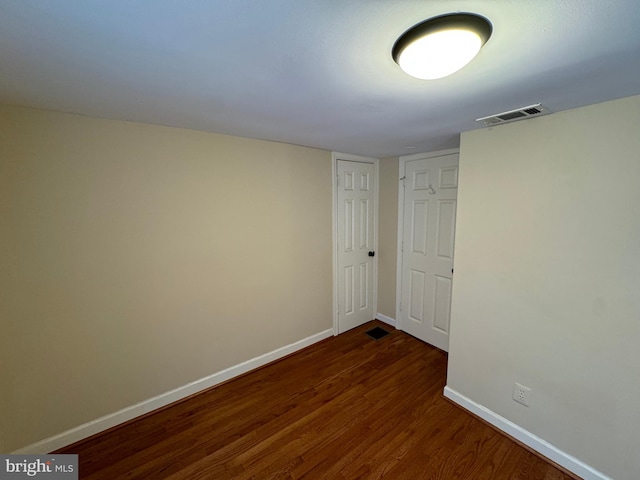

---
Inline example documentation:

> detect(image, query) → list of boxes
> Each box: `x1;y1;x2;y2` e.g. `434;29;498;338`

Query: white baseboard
13;328;334;454
443;386;611;480
375;313;396;327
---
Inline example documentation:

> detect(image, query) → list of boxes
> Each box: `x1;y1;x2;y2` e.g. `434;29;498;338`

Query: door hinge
401;241;404;252
336;175;340;186
400;176;406;187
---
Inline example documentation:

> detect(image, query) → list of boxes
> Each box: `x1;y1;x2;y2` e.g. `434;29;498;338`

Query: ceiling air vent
476;104;551;127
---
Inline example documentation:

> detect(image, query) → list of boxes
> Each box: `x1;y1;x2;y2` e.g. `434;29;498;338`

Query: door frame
332;152;379;336
395;148;459;333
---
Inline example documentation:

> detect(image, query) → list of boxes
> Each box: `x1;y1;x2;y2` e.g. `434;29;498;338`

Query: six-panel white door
399;153;458;351
337;160;375;333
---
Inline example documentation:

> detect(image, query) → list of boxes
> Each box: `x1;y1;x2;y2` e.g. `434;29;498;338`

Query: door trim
332;152;379;336
395;148;459;333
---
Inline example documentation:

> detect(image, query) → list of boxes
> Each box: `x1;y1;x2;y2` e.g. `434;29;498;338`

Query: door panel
359;262;368;309
344;266;354;315
344;199;354;251
359;199;369;248
409;270;426;321
411;200;428;255
433;275;453;332
436;200;456;259
400;153;458;351
337;160;375;333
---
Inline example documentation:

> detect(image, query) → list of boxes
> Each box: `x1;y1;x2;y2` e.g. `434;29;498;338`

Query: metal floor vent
366;326;390;340
476;103;551;127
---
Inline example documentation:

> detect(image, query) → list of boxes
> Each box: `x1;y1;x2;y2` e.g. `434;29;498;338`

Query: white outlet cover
513;382;532;407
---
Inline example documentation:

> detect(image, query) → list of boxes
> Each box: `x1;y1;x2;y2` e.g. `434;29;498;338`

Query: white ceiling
1;1;640;158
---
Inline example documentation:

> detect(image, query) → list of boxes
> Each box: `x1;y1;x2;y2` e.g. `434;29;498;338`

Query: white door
337;160;375;334
399;152;458;351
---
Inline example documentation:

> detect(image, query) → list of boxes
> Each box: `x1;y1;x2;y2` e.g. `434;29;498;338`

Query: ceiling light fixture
393;13;492;80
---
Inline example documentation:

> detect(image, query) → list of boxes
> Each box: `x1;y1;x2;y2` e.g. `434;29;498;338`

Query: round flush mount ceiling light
392;13;492;80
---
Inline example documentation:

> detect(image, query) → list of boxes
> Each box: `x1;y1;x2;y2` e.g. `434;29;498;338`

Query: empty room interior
1;2;639;479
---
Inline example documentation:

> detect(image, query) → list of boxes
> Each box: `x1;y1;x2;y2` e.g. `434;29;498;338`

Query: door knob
368;251;375;257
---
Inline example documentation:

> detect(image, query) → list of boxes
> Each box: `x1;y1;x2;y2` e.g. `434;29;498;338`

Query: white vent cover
476;104;551;127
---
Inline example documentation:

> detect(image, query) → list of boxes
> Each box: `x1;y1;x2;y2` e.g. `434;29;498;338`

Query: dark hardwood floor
57;321;576;479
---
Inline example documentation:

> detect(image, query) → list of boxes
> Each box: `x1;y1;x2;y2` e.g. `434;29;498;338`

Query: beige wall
376;157;399;319
447;95;640;479
0;105;333;452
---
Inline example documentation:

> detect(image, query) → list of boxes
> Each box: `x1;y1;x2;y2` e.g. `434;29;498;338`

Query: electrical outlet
513;382;532;407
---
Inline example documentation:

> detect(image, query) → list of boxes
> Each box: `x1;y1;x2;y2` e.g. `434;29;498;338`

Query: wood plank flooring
57;321;576;479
